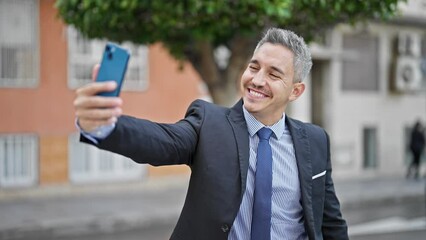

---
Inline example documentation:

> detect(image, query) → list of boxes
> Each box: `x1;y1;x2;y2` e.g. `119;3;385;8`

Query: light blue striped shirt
228;107;307;240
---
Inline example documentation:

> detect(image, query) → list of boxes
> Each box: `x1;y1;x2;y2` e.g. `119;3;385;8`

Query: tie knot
257;127;273;140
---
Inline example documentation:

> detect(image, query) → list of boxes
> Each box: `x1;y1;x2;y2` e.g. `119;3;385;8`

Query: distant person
73;28;348;240
406;121;425;180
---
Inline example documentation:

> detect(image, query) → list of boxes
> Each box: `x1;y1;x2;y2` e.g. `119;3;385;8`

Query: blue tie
251;127;273;240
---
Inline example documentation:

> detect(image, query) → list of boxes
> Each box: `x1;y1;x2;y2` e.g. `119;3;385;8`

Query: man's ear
289;82;305;102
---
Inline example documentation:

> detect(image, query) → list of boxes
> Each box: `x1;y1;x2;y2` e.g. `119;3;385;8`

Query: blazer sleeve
321;130;349;239
80;99;206;166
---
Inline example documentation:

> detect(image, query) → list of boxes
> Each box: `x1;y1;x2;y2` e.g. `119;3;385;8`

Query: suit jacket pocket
312;170;326;180
312;170;326;199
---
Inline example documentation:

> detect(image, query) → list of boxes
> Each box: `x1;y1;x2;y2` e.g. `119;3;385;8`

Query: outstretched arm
81;100;206;167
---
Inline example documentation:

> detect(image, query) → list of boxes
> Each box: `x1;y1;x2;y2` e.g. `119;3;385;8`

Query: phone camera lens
107;52;113;60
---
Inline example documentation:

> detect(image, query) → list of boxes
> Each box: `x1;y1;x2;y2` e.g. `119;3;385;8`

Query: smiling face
241;42;305;126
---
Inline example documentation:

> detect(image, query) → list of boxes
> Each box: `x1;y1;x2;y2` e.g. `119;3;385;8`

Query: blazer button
221;224;230;233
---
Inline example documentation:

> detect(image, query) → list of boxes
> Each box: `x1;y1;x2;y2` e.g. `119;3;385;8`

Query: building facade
290;0;426;179
0;0;205;188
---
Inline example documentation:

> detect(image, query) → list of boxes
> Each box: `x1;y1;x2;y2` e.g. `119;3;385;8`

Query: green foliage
289;0;403;40
56;0;292;59
56;0;403;60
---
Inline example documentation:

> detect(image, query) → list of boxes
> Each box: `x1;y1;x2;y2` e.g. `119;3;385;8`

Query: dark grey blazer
81;99;348;240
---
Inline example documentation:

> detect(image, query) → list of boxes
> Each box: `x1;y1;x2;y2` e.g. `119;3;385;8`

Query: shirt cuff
75;119;116;145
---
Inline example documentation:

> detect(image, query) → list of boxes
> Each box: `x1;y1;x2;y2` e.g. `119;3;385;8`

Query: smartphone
96;42;131;97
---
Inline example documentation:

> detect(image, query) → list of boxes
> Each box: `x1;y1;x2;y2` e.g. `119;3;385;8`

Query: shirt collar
242;106;286;140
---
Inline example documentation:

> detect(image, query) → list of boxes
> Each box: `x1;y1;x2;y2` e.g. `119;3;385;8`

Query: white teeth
250;89;266;98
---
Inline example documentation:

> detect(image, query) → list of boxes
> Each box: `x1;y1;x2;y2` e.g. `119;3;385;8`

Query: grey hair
254;28;313;83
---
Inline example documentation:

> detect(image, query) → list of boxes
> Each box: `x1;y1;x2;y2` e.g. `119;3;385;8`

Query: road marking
349;217;426;236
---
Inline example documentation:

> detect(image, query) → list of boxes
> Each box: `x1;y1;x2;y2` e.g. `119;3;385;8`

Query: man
406;120;425;180
74;28;348;240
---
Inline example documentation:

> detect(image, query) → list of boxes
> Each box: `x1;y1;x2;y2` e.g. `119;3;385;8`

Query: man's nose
252;73;266;86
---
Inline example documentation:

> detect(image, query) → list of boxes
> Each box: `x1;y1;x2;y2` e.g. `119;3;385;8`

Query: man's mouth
248;88;269;98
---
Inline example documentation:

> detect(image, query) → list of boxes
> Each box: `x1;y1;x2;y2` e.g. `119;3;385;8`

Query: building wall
331;24;426;179
0;0;204;187
291;21;426;179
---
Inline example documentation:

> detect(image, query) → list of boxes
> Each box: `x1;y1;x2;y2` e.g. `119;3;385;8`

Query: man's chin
243;102;263;114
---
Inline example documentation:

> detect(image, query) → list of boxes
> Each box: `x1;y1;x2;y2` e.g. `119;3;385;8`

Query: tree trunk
187;34;258;107
208;76;241;107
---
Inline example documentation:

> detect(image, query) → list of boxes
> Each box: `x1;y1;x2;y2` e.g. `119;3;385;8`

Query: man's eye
249;65;259;70
270;74;280;79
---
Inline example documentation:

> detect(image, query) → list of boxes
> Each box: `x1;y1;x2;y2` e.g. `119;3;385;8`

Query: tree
56;0;404;106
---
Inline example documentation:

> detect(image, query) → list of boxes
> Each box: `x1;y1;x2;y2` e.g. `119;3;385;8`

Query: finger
76;81;117;97
74;96;123;109
78;117;118;132
75;107;122;121
92;63;100;81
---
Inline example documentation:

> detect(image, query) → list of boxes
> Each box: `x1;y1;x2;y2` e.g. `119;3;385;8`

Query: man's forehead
251;45;293;65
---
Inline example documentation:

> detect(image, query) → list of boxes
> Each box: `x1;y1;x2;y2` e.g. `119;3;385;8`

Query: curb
341;192;425;210
0;175;190;202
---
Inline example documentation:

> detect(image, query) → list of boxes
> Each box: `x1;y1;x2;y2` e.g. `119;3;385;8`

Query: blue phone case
96;42;130;97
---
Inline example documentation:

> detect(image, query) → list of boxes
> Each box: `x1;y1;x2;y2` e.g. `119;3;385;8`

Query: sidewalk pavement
0;175;424;240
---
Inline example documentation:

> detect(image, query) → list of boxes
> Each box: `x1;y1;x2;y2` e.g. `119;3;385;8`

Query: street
53;197;425;240
344;197;426;240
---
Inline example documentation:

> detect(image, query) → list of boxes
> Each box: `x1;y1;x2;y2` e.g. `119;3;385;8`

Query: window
342;33;379;91
68;133;146;183
0;0;38;88
67;27;149;91
363;127;378;169
421;35;426;88
0;134;38;188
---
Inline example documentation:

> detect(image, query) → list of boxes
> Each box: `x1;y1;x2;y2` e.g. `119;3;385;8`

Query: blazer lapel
227;99;250;199
286;118;315;236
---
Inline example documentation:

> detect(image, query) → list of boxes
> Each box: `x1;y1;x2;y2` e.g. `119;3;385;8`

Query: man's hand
74;64;123;132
